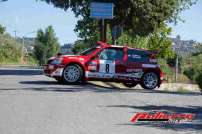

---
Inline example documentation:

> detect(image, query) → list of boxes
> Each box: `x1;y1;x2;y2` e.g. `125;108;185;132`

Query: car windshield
79;47;97;56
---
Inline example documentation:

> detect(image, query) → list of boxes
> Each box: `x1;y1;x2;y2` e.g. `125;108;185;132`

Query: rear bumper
43;64;65;77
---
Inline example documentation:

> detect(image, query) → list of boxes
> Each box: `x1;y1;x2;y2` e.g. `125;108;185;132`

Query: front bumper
43;64;65;77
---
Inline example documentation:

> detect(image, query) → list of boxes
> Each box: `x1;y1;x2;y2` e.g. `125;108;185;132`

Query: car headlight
51;58;62;65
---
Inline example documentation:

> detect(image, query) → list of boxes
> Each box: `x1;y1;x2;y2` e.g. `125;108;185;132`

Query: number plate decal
99;60;115;74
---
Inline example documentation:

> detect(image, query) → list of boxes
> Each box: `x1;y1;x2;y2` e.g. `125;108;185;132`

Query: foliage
183;54;202;89
34;26;60;65
0;24;6;34
116;24;174;59
72;39;97;54
41;0;197;39
75;17;100;40
196;73;202;90
0;33;22;64
73;24;174;58
147;24;174;59
158;59;173;76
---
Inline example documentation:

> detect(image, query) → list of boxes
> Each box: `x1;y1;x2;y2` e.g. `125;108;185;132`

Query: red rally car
44;41;164;90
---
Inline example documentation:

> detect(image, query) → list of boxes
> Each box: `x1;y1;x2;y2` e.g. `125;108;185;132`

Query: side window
99;48;123;61
127;49;149;62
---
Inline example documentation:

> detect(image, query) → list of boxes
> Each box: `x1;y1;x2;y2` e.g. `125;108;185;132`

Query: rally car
44;41;164;89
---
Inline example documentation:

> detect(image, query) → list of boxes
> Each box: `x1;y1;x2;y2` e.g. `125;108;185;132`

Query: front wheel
141;72;159;90
62;64;83;84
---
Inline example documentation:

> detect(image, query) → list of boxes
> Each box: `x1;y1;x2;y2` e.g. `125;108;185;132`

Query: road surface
0;68;202;134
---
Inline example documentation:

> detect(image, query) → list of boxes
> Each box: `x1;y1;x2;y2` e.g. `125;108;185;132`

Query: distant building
17;37;36;54
60;43;73;55
170;36;198;56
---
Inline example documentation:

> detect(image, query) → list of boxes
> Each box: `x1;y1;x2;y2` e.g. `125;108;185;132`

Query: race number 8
106;64;109;73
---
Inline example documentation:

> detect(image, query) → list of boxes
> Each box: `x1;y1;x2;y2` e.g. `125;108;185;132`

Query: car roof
97;41;152;53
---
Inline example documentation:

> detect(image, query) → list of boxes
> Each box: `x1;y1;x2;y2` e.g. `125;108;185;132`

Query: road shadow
0;69;42;75
17;80;202;96
107;104;202;132
88;82;202;96
0;87;84;92
20;80;60;85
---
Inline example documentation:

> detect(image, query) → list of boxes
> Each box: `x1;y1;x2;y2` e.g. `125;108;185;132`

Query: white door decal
99;60;115;74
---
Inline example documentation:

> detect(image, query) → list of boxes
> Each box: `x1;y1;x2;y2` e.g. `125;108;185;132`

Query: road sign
90;2;114;19
112;25;123;39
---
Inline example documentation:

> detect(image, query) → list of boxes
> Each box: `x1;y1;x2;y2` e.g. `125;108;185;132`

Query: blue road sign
90;2;114;19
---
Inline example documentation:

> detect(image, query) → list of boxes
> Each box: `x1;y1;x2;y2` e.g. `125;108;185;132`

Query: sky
0;0;202;45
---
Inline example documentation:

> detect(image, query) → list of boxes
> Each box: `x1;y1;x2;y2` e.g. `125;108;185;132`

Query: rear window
127;49;149;62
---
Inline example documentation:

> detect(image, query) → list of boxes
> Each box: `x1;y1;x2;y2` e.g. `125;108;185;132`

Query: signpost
112;25;123;45
90;2;114;42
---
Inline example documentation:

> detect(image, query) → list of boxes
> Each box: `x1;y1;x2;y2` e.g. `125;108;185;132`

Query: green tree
41;0;197;39
34;26;60;65
0;33;22;64
0;24;6;34
72;39;97;54
147;24;174;59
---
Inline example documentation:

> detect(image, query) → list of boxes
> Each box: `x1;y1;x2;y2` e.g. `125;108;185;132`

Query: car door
98;48;123;79
86;47;126;80
126;49;149;80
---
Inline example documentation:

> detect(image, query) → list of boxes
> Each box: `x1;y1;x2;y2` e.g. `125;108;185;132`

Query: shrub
196;73;202;90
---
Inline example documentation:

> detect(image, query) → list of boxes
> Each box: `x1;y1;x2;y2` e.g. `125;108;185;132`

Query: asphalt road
0;68;202;134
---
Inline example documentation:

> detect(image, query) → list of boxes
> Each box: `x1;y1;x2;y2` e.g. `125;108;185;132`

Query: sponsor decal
51;68;64;76
88;66;97;71
48;65;54;70
114;75;138;81
142;64;157;68
131;112;195;123
132;54;141;59
128;72;143;78
86;71;142;80
126;69;142;73
149;59;157;63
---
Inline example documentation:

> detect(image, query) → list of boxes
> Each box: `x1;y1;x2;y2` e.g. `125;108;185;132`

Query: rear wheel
123;82;137;88
141;72;159;90
62;64;84;84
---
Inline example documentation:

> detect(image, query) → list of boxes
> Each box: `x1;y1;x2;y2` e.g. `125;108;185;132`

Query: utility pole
175;35;181;82
175;54;179;82
21;31;36;64
13;30;17;40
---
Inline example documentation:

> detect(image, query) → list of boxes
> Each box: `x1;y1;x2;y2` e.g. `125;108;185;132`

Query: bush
0;34;22;64
196;73;202;90
183;54;202;89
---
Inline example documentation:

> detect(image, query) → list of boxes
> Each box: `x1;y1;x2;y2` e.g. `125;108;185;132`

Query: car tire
62;64;84;84
141;72;159;90
123;82;137;88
